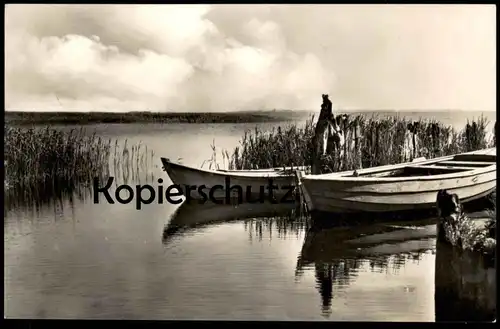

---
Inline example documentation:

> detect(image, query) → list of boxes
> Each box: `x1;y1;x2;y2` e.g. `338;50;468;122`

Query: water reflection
243;214;308;242
163;199;308;244
296;219;438;317
435;239;496;322
164;202;439;319
4;178;86;224
5;179;79;212
4;165;157;218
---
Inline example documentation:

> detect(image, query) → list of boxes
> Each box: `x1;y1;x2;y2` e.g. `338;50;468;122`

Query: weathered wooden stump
312;94;336;174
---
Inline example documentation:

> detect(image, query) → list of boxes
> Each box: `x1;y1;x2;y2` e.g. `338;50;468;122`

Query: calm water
4;110;496;320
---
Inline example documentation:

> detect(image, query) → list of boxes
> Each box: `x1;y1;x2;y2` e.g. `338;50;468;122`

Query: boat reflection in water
162;199;307;244
162;199;495;321
296;217;438;317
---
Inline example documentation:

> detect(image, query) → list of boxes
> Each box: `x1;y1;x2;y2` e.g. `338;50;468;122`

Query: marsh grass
463;117;490;152
4;126;155;207
5;126;109;187
230;117;316;170
225;114;494;172
201;139;232;171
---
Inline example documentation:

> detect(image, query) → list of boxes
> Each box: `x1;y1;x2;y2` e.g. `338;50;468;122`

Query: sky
4;4;496;112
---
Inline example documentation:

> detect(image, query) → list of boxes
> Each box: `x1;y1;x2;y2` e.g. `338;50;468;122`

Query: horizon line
4;108;496;113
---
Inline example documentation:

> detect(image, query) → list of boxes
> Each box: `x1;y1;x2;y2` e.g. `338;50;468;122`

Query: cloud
4;4;496;112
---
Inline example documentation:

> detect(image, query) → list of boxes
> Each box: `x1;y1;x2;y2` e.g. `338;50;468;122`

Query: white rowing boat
161;157;306;201
299;148;496;214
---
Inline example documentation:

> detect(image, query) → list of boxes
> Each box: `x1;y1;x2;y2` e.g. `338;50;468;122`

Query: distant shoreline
4;109;493;125
4;110;313;125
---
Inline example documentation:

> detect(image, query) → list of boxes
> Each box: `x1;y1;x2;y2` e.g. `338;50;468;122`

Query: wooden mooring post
294;169;311;216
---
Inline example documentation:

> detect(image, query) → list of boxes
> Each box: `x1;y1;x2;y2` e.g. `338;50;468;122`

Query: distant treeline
5;110;310;125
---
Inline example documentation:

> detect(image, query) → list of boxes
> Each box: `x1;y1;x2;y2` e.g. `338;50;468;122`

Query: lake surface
4;110;496;321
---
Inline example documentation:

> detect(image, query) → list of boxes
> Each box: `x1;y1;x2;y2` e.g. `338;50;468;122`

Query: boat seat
452;154;496;162
405;165;475;172
439;160;494;167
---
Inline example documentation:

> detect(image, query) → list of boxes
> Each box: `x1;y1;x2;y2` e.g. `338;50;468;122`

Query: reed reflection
5;178;85;219
4;164;156;221
243;212;309;242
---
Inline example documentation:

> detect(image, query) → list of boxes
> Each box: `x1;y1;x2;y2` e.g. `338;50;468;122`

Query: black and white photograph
4;3;497;322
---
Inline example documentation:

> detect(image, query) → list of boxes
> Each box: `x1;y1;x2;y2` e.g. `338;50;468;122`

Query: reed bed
4;126;155;205
227;114;494;172
230;117;316;170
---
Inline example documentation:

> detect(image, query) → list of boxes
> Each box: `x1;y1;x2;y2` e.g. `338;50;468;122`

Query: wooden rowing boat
161;157;306;201
299;148;496;214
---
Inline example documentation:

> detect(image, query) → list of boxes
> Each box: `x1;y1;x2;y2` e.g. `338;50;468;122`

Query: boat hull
161;158;298;202
303;179;496;213
301;149;496;214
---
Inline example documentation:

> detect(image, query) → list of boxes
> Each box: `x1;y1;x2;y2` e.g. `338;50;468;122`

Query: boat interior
348;153;496;178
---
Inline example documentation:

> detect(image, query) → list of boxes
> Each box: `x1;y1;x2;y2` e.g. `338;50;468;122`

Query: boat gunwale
303;165;495;183
160;157;296;178
302;150;496;183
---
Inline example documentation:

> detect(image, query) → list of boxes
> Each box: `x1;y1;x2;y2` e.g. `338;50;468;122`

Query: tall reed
230;116;316;170
227;114;494;173
4;126;154;204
